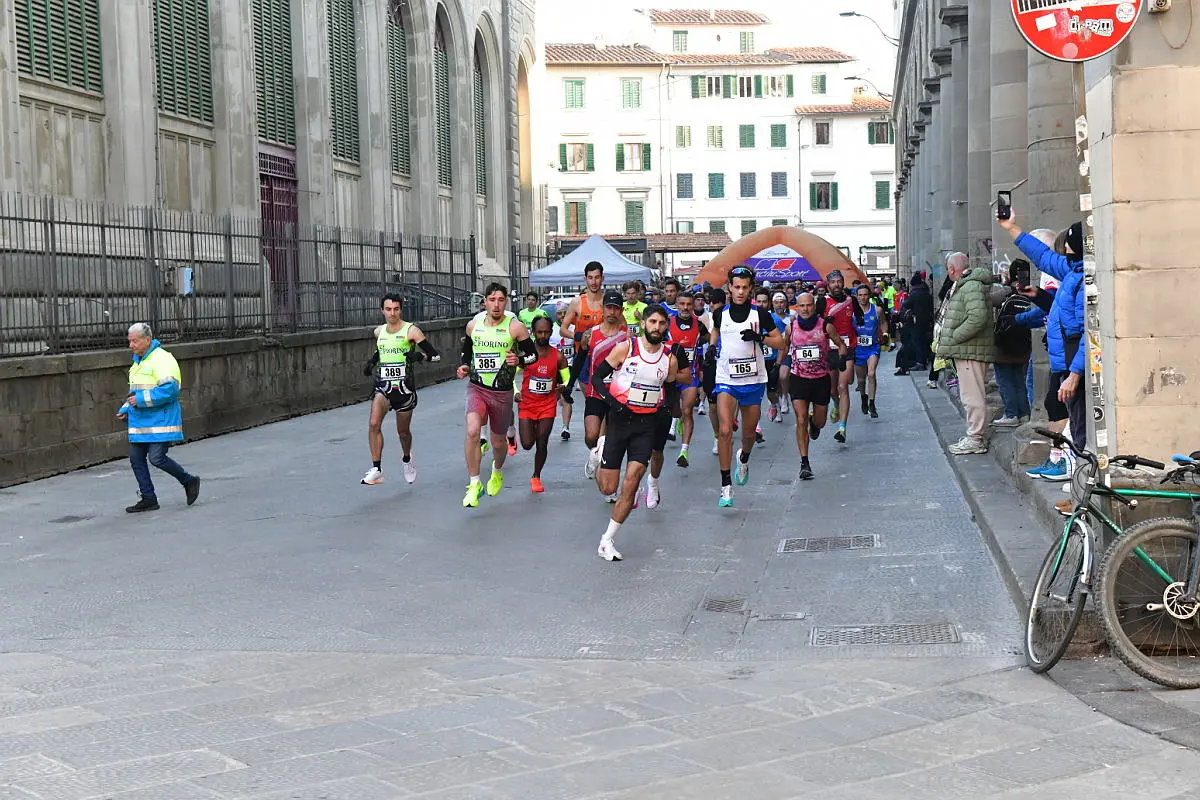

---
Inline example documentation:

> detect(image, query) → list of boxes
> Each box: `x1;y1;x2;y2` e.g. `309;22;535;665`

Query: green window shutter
710;220;726;234
690;75;701;98
473;49;486;196
770;123;786;148
722;75;733;98
708;173;724;199
739;31;754;53
677;173;693;198
675;126;686;148
753;75;762;98
17;0;104;92
328;0;359;161
615;144;624;172
386;11;408;171
889;123;896;144
739;124;754;148
740;219;757;236
771;171;786;197
831;182;839;210
786;74;794;97
153;0;214;122
673;30;687;52
585;143;595;171
642;143;651;171
875;180;890;210
809;183;817;211
559;143;567;171
812;74;827;94
564;78;585;108
577;202;588;234
868;122;876;145
625;201;644;234
434;25;451;184
254;0;296;145
772;218;787;226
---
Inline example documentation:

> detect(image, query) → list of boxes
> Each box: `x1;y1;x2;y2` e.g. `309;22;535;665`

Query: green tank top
376;323;414;390
623;302;646;335
470;316;516;390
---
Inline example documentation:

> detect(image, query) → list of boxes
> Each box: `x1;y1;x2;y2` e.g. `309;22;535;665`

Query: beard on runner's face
644;326;666;344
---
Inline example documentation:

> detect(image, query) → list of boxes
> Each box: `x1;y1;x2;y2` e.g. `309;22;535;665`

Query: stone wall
0;319;468;487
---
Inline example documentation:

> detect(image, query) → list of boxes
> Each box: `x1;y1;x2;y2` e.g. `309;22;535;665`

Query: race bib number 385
474;353;500;374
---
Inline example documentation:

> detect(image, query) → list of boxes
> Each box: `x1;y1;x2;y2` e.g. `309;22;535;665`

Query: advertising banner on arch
743;245;822;283
1011;0;1144;62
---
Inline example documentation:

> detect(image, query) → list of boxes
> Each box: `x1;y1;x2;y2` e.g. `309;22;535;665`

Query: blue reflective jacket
121;340;184;443
1014;233;1085;374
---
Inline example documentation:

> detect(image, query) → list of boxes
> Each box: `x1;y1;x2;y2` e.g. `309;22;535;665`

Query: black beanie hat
1067;222;1083;257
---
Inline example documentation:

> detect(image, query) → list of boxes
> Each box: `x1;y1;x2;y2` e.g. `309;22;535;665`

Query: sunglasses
728;266;754;280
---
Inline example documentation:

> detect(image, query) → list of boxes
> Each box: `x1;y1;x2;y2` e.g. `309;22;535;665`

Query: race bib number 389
380;363;406;382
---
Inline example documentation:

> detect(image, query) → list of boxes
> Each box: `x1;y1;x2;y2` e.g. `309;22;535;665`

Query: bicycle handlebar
1033;427;1165;471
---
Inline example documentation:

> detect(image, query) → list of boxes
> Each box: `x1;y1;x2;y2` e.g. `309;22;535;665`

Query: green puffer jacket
936;268;999;363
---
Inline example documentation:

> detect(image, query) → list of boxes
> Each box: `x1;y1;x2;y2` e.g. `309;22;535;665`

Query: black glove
407;350;426;364
740;328;765;343
362;352;379;376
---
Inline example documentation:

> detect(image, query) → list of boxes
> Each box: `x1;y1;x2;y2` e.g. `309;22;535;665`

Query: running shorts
713;383;766;407
854;347;882;367
373;380;417;413
789;376;832;406
465;382;514;435
652;408;673;452
518;393;558;421
584;396;610;420
601;409;662;469
838;347;857;372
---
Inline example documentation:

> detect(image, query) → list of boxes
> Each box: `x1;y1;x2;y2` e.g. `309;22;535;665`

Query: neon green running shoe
463;481;483;508
487;469;504;497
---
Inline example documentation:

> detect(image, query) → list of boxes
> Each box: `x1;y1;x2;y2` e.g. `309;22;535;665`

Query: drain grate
766;478;792;486
703;597;746;613
811;623;961;646
755;611;808;622
49;515;92;524
779;535;878;553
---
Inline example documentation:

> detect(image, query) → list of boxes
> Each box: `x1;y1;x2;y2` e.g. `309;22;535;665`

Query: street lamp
838;11;900;46
845;75;893;101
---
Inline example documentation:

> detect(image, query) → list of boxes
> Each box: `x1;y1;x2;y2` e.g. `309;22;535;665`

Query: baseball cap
602;289;623;307
772;292;786;302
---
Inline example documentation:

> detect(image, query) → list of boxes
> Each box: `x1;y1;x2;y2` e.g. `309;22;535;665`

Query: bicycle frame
1083;484;1200;592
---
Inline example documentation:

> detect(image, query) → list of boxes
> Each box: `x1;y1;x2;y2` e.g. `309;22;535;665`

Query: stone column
921;95;942;278
942;5;969;255
989;5;1028;270
1027;50;1077;232
358;0;392;233
210;0;260;218
965;0;991;269
0;1;20;193
291;0;333;228
100;0;158;206
931;46;953;261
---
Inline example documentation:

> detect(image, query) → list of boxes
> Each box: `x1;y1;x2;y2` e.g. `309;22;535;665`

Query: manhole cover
755;611;808;622
811;623;961;646
49;515;92;524
779;535;878;553
703;597;746;613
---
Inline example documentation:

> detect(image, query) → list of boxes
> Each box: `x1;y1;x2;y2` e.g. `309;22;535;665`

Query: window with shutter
564;143;590;172
677;173;693;199
564;78;585;108
328;0;359;162
473;44;487;196
386;8;409;173
709;220;726;234
875;180;891;209
811;181;833;210
676;125;692;148
814;121;831;146
706;125;723;149
722;74;733;98
869;121;892;144
675;220;694;234
254;0;295;145
690;75;703;98
618;143;646;172
434;23;452;185
567;201;588;235
153;0;214;122
737;76;753;97
672;30;687;52
739;31;754;53
708;173;724;199
548;206;559;233
625;201;645;235
753;75;762;98
738;124;755;148
812;73;827;94
770;123;786;148
772;218;787;226
739;172;755;198
621;77;642;109
706;75;722;97
16;0;104;93
740;219;757;236
771;172;787;197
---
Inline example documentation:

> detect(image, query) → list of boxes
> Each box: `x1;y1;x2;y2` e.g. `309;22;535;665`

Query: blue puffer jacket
119;340;185;443
1014;233;1085;375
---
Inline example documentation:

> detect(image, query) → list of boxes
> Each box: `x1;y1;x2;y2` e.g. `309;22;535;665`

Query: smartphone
996;191;1012;221
1010;260;1030;288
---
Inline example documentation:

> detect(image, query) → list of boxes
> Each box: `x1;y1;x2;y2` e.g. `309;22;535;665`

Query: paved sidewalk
1;355;1198;798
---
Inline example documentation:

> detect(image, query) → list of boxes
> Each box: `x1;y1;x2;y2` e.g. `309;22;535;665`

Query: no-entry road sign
1011;0;1144;62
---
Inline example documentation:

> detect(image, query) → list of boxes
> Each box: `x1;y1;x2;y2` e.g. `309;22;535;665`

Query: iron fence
0;193;480;357
509;242;551;297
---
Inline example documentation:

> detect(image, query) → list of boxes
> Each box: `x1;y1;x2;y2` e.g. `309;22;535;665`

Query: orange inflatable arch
691;226;869;288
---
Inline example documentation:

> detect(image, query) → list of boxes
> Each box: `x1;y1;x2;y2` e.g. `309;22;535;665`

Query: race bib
761;343;775;359
380;362;406;383
729;356;759;378
857;335;874;348
627;382;662;408
529;377;553;395
474;352;501;374
841;335;851;346
793;345;821;363
557;343;575;361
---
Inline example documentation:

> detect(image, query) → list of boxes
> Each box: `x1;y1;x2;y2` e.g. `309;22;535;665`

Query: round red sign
1011;0;1144;62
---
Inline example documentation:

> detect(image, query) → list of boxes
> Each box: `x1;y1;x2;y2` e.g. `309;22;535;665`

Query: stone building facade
892;0;1200;459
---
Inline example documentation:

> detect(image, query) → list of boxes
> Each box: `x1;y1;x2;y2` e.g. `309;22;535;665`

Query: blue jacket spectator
1013;228;1085;375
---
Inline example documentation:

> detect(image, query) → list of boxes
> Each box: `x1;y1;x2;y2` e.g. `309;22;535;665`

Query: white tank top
610;338;670;414
714;307;767;386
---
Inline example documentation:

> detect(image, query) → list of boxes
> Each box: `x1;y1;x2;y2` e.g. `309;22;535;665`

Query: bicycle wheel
1025;516;1090;673
1097;517;1200;689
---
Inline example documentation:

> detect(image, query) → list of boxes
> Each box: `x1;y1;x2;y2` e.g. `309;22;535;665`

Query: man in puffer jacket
935;253;999;455
998;212;1086;450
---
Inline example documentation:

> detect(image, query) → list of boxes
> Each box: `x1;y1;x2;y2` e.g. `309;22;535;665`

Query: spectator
928;272;955;388
934;253;1000;455
894;272;933;376
991;259;1033;426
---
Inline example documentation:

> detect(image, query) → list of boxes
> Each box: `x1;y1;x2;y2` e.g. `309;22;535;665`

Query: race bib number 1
628;382;661;408
474;353;500;374
380;363;406;382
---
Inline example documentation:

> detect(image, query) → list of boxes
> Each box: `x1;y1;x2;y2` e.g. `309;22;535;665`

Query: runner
706;267;785;507
559;261;606;393
787;292;848;480
852;284;886;419
668;292;708;468
640;337;692;506
699;287;725;451
514;316;570;493
771;291;794;420
360;294;441;486
516;291;549;329
817;269;857;444
590;304;679;560
549;306;575;440
661;278;681;315
457;283;539;507
753;289;785;440
580;291;630;483
471;299;518;457
622;281;647;336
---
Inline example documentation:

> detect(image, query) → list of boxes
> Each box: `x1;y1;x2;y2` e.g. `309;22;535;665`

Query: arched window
434;22;452;187
387;3;410;175
473;41;487;197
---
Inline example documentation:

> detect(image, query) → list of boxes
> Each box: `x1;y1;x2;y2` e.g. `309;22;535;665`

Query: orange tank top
576;294;604;333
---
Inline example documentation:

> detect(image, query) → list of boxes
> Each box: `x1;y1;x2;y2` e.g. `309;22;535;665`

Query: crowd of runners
360;261;898;562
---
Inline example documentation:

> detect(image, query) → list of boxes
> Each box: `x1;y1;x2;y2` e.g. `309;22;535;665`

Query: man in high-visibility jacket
117;323;200;512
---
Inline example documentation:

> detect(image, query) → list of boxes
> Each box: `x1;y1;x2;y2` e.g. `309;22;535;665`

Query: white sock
648;476;659;490
507;426;516;439
681;443;689;454
597;435;606;453
469;475;480;485
1050;447;1064;464
603;519;621;542
563;422;570;431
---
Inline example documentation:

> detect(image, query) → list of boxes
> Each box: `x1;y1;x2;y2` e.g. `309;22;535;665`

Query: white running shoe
734;449;750;486
718;486;734;508
780;402;790;415
403;459;417;484
585;447;600;479
361;467;383;485
598;537;623;561
712;438;719;455
606;493;619;504
645;482;660;509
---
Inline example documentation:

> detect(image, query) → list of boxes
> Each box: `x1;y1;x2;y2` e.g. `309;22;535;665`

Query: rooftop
764;46;855;64
646;9;770;26
795;94;893;115
545;43;853;67
551;232;733;253
544;44;668;66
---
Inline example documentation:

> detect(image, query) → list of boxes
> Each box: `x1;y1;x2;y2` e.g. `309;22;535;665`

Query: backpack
994;295;1033;357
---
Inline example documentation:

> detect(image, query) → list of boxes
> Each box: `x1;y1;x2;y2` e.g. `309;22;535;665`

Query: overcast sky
538;0;899;94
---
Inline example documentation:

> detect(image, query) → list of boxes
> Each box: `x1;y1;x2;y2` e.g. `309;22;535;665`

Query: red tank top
520;347;560;398
585;326;629;399
823;295;856;340
610;338;669;414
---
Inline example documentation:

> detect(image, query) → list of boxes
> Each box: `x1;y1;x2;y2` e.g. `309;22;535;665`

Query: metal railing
0;193;480;357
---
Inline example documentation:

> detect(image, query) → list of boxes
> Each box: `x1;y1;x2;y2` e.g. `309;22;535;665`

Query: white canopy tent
529;235;653;287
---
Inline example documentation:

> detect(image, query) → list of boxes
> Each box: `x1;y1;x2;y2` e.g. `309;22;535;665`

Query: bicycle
1024;429;1200;687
